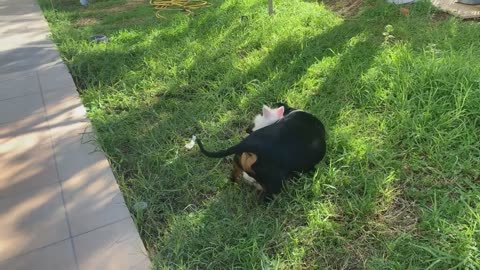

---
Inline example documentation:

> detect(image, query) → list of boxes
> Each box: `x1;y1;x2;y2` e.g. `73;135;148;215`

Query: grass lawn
38;0;480;268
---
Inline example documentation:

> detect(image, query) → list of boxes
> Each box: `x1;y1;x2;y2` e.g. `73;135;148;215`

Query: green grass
38;0;480;268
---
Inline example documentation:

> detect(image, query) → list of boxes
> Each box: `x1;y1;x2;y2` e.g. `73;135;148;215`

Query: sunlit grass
39;0;480;268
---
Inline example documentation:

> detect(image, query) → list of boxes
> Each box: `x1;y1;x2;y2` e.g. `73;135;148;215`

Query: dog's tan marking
240;152;257;174
230;152;258;182
230;160;243;182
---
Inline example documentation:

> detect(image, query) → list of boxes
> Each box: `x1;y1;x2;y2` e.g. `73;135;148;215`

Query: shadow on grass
76;7;388;269
37;0;480;268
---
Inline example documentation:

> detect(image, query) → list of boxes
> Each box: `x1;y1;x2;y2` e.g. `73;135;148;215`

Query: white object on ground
80;0;89;6
133;201;148;211
185;135;197;149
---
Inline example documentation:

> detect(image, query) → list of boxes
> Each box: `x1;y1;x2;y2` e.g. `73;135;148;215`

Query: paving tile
0;138;58;198
0;2;38;17
0;93;44;124
0;239;77;270
432;0;480;19
73;218;150;270
0;68;29;81
42;87;89;142
0;40;61;74
0;0;38;5
0;71;40;100
52;128;107;181
0;64;47;82
0;13;40;23
38;64;76;92
0;115;54;198
0;31;54;49
61;152;130;236
0;183;70;261
0;21;49;36
0;0;151;267
0;113;50;145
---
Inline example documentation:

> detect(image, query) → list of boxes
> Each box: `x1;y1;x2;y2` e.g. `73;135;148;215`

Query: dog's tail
196;139;243;158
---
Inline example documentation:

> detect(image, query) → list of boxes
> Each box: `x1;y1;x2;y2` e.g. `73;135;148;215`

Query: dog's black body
197;104;326;200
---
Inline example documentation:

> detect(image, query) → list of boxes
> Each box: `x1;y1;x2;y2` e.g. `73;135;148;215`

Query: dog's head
246;105;285;134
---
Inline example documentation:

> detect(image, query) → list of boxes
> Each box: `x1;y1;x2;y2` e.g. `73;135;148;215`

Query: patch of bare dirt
431;11;451;22
74;17;99;26
88;0;146;13
319;0;364;17
375;196;418;236
116;17;148;27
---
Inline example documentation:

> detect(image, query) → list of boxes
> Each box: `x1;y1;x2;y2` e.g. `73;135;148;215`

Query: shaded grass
39;0;480;268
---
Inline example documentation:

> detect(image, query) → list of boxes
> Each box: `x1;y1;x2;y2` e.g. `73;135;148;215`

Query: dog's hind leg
229;154;243;182
251;161;287;202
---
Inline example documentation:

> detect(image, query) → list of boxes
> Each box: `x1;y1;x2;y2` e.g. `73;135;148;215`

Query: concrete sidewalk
0;0;150;269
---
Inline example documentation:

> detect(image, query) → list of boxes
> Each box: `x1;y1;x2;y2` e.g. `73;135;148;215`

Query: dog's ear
276;106;284;118
262;105;272;117
273;102;295;115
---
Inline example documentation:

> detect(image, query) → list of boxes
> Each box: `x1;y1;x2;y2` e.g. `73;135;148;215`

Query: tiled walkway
431;0;480;19
0;1;150;269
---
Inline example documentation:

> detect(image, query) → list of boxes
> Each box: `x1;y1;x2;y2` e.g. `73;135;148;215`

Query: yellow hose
150;0;209;19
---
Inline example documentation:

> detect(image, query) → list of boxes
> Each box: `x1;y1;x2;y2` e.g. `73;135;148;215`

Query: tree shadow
34;0;480;268
76;3;392;268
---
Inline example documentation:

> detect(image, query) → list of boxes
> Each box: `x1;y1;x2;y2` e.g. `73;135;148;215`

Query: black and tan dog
197;104;326;201
230;152;258;183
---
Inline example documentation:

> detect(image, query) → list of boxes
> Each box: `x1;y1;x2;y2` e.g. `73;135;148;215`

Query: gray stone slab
431;0;480;19
0;139;58;199
0;0;150;268
38;64;77;92
0;93;44;124
0;71;40;101
61;165;131;236
0;183;70;261
0;41;61;74
0;239;77;270
73;218;150;270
